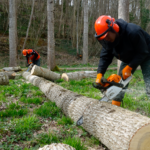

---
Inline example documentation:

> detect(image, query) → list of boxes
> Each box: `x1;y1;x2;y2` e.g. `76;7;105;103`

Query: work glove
96;73;103;86
26;62;33;67
122;65;132;80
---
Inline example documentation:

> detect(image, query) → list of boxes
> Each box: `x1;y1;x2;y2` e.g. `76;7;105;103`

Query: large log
23;72;150;150
31;65;61;81
0;72;9;85
3;66;22;72
61;71;97;81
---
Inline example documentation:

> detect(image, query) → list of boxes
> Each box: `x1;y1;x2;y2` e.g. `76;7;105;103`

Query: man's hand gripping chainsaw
76;74;132;126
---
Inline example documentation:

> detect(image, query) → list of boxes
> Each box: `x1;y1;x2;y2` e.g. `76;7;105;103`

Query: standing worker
95;15;150;106
22;49;40;66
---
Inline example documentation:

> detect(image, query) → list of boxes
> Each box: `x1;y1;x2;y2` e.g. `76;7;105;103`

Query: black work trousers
113;57;150;101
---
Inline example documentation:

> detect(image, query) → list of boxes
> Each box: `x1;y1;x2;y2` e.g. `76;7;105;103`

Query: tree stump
0;72;9;85
38;143;75;150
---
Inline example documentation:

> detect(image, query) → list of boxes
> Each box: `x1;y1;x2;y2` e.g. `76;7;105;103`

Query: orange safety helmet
94;15;119;40
22;49;28;56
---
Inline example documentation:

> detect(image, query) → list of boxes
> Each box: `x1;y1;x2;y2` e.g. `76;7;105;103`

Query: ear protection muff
107;18;119;33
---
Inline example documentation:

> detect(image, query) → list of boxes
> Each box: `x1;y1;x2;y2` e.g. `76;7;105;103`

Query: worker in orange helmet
95;15;150;106
22;49;40;66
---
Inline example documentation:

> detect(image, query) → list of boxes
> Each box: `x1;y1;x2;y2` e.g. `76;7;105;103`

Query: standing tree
9;0;17;67
22;0;35;50
47;0;55;70
82;0;88;64
117;0;129;73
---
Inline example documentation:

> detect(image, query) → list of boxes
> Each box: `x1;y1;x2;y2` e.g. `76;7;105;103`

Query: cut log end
129;123;150;150
61;73;69;81
30;65;36;75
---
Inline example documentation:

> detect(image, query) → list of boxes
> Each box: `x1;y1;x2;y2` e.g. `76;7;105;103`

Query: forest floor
0;67;150;150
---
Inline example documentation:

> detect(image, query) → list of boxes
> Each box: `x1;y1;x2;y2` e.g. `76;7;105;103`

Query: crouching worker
95;15;150;106
22;49;40;66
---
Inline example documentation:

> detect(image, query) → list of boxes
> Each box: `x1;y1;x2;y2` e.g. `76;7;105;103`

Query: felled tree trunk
31;65;61;81
23;72;150;150
0;72;9;85
38;143;75;150
61;71;97;81
3;66;21;72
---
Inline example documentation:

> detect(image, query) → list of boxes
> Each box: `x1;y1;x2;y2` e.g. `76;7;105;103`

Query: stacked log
23;72;150;150
0;72;9;85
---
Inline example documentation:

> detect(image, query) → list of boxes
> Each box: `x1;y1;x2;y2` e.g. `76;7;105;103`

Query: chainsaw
76;74;132;126
26;63;34;72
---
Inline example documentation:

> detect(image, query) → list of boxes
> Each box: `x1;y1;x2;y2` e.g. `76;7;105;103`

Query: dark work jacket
97;19;150;74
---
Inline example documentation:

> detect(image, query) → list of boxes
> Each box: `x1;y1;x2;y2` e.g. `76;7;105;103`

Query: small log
23;72;150;150
4;71;16;79
61;71;97;81
3;66;22;72
31;65;61;81
38;143;75;150
0;72;9;85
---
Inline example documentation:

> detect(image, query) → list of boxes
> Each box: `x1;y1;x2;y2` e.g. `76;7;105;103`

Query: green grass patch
10;115;42;135
34;101;62;118
36;131;60;146
57;115;74;125
20;96;42;104
0;108;28;118
63;137;87;150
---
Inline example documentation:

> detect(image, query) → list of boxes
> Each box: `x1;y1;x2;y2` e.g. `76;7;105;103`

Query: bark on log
31;65;61;81
0;72;9;85
61;71;97;81
38;143;75;150
3;66;22;72
23;72;150;150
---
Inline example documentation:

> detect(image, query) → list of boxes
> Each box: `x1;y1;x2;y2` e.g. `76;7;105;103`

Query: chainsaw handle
101;77;124;88
92;82;108;90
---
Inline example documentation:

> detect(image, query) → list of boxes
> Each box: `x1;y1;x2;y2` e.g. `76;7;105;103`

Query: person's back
22;49;40;66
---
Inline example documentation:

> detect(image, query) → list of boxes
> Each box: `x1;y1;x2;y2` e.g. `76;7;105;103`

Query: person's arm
128;29;149;68
31;50;38;62
97;47;114;74
26;56;29;64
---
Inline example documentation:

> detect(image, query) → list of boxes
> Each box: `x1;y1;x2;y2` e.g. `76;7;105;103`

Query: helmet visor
95;27;110;40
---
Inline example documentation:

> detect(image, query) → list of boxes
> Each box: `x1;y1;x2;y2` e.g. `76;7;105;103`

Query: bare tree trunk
22;0;35;50
9;0;17;67
82;0;88;64
47;0;55;70
58;0;64;38
117;0;129;73
76;0;79;54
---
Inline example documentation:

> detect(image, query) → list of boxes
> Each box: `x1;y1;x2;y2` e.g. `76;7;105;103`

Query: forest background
0;0;150;69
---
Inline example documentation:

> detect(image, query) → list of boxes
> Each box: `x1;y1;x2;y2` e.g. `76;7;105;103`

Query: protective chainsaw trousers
113;56;150;102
